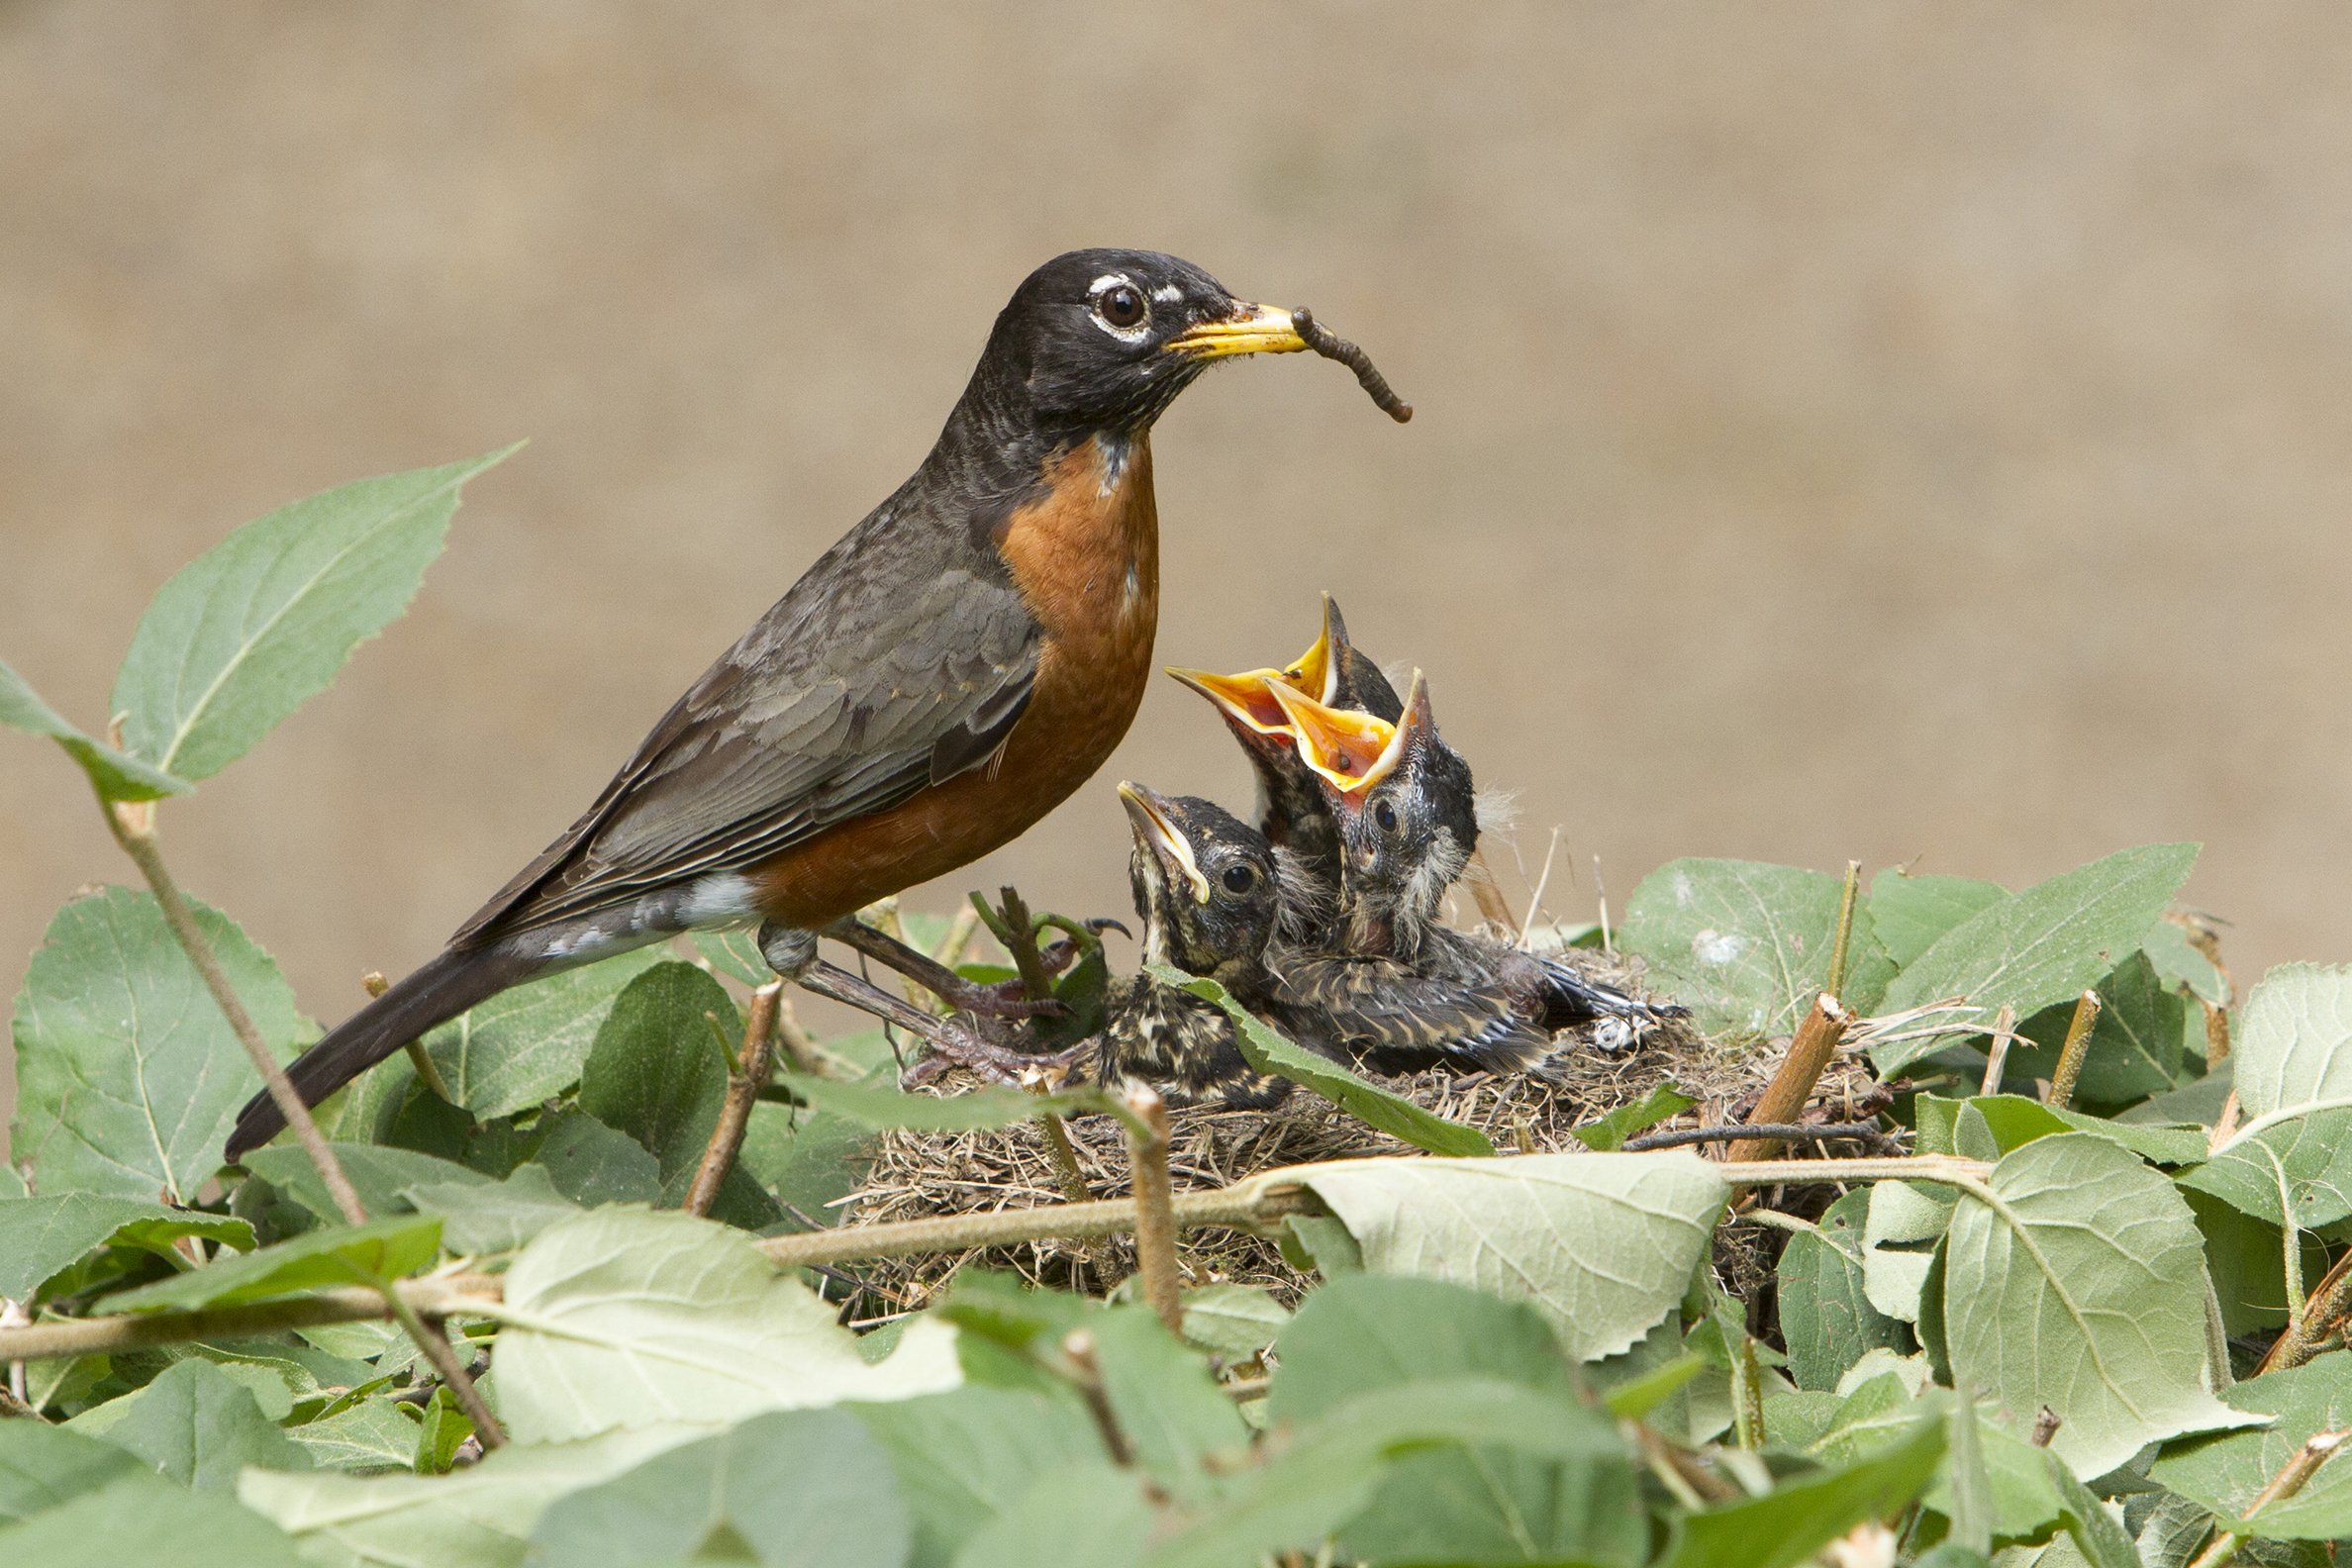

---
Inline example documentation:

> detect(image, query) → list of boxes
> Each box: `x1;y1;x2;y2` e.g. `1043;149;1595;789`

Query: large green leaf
0;656;190;801
240;1423;698;1568
1875;844;2198;1074
2183;964;2352;1229
526;1409;910;1568
1087;1306;1249;1508
1275;1151;1726;1359
11;887;304;1203
526;1108;664;1207
1155;968;1495;1156
1777;1189;1911;1391
737;1099;874;1223
1271;1274;1647;1567
0;1421;144;1522
952;1462;1151;1568
111;448;517;781
4;1469;313;1566
492;1208;959;1443
1939;1131;2247;1478
67;1359;312;1492
850;1387;1105;1568
400;1164;580;1254
1869;871;2008;968
241;1143;487;1223
2003;953;2204;1109
0;1194;254;1302
2151;1355;2352;1539
378;946;668;1124
100;1216;441;1313
1618;858;1893;1039
1656;1417;1945;1568
287;1399;423;1475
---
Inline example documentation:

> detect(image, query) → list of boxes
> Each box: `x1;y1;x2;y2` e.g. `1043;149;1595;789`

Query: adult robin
1270;672;1675;1051
1087;783;1292;1109
1164;594;1406;933
227;247;1365;1161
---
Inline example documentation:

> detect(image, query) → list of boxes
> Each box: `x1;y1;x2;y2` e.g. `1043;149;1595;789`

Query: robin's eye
1373;800;1401;833
1221;863;1257;895
1098;285;1148;331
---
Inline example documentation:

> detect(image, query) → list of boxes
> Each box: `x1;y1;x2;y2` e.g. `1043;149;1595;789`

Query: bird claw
903;1022;1080;1088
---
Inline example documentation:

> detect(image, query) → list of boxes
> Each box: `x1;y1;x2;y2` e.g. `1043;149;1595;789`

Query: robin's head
1272;672;1479;942
982;249;1308;436
1118;782;1281;976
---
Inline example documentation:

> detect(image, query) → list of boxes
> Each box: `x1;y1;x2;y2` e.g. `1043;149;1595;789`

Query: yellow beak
1118;781;1211;904
1162;302;1309;361
1266;684;1407;799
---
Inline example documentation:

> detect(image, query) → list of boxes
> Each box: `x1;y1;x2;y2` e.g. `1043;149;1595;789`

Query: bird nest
823;948;1876;1323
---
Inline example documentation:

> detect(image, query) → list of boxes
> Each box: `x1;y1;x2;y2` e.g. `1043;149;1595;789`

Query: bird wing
1272;952;1552;1074
453;553;1039;944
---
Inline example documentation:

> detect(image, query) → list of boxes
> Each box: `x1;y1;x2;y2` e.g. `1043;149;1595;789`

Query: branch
1627;1121;1891;1153
1724;995;1851;1165
2188;1428;2352;1568
2045;989;2102;1112
2259;1246;2352;1376
106;798;367;1226
0;1276;501;1363
1124;1087;1183;1332
383;1285;504;1449
758;1182;1314;1271
685;981;783;1217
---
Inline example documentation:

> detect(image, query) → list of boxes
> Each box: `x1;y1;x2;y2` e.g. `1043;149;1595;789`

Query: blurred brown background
6;3;2349;1131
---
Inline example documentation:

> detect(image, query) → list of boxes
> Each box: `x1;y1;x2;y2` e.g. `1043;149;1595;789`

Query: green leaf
286;1398;422;1474
492;1208;959;1443
528;1107;664;1207
241;1142;488;1223
67;1359;312;1492
1940;1132;2248;1478
99;1216;441;1313
1085;1307;1249;1506
6;1470;313;1566
12;887;304;1204
0;1421;144;1522
952;1461;1151;1568
1777;1189;1912;1391
1860;1180;1955;1323
1869;870;2008;968
1571;1079;1698;1150
737;1100;874;1223
2144;918;2229;1007
391;946;668;1123
784;1073;1104;1132
112;448;518;781
1153;968;1495;1156
400;1163;580;1254
580;962;737;1172
0;656;191;802
1875;844;2199;1074
1270;1274;1646;1568
240;1423;700;1568
1178;1284;1289;1357
1948;1094;2209;1166
691;928;773;986
850;1386;1105;1568
2184;964;2352;1229
1618;858;1895;1038
0;1195;253;1302
1276;1150;1726;1359
2002;954;2204;1108
1655;1417;1944;1568
527;1409;910;1568
2151;1355;2352;1539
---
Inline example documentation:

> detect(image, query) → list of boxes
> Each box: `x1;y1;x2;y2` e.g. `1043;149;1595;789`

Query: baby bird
1090;783;1293;1109
1271;672;1675;1053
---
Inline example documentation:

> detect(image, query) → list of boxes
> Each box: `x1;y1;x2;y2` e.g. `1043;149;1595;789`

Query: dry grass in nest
824;948;1880;1321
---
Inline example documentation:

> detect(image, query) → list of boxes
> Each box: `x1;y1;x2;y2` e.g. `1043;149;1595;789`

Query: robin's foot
825;918;1069;1021
902;1031;1087;1089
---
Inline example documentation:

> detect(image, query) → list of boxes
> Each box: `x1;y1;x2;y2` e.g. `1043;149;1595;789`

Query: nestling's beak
1266;685;1408;803
1118;781;1212;904
1162;301;1309;361
1166;667;1292;735
1279;603;1336;705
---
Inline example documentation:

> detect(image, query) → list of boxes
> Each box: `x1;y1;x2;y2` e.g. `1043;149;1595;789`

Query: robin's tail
225;945;535;1162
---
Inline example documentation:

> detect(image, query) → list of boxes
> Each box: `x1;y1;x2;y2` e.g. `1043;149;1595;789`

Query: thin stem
1125;1087;1183;1333
757;1183;1313;1271
1731;1331;1765;1450
1725;995;1851;1166
106;799;366;1225
2187;1429;2351;1568
0;1276;501;1363
686;981;783;1218
993;886;1058;1004
1824;860;1861;1002
1058;1328;1135;1467
383;1286;505;1450
367;970;453;1103
2045;989;2103;1112
2259;1246;2352;1376
1979;1005;2018;1097
1036;1110;1093;1208
1631;1121;1889;1153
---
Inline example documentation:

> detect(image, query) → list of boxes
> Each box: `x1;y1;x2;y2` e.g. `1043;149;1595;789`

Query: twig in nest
1724;994;1850;1166
1292;306;1412;422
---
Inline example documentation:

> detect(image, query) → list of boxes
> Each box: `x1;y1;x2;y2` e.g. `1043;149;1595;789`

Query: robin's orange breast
750;434;1160;927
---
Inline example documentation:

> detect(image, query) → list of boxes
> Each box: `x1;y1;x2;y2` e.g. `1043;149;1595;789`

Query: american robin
1270;672;1675;1051
227;247;1352;1160
1164;594;1404;932
1085;783;1291;1109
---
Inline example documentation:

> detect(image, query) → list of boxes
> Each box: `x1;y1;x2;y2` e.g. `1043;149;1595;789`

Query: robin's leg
758;921;1053;1086
824;918;1068;1020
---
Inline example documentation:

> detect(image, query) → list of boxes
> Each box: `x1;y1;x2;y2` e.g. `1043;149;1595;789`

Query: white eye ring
1088;274;1152;343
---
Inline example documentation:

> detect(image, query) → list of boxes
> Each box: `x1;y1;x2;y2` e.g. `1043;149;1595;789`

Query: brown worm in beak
1293;305;1413;423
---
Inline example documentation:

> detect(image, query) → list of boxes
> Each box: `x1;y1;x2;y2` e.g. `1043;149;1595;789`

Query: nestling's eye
1373;799;1401;833
1098;284;1148;331
1221;863;1258;895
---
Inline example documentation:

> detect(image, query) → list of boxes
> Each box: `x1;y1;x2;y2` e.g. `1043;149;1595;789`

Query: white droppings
1672;870;1695;907
1691;928;1746;965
